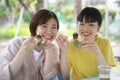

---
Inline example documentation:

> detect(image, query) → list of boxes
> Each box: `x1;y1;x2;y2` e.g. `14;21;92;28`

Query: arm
81;40;108;65
60;50;70;80
9;37;36;77
56;35;70;80
42;43;60;79
95;47;108;65
0;37;36;79
95;40;115;66
99;40;116;66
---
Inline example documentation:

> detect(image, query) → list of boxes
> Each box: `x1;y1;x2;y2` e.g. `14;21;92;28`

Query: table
82;75;120;80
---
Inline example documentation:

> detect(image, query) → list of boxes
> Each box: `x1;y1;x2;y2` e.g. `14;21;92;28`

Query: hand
20;37;36;53
81;40;101;54
56;34;68;54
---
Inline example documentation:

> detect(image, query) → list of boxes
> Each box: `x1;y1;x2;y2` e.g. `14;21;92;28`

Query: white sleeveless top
33;50;58;80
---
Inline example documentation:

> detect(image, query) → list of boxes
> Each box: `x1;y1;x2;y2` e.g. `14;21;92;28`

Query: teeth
44;35;51;39
83;32;90;36
83;32;90;34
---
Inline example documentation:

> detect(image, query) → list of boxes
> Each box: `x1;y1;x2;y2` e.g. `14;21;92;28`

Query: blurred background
0;0;120;76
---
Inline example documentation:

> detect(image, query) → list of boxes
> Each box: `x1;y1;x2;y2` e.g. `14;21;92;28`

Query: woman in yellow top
57;7;116;80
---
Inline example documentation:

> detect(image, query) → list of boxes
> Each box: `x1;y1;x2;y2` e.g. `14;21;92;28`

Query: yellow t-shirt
68;36;116;80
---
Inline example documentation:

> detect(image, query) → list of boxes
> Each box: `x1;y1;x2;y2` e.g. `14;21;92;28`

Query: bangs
78;13;97;23
77;7;102;26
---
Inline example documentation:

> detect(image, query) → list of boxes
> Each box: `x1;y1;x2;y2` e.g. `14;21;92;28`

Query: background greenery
0;24;30;39
0;0;119;40
0;8;118;40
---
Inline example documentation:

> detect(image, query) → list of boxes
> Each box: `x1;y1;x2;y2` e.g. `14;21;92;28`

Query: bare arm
96;49;108;65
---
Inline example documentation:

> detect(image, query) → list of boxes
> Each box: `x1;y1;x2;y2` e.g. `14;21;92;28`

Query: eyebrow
45;23;57;27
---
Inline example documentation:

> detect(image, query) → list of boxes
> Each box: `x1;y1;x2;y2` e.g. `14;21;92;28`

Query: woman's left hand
56;34;68;54
81;40;101;54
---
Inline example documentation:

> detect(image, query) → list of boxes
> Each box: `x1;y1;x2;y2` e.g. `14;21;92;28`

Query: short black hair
29;9;59;36
77;7;102;26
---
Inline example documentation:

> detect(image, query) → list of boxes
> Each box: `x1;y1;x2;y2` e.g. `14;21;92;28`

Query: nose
46;28;52;34
82;26;88;30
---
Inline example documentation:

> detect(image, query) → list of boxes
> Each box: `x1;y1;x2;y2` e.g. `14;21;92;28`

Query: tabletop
82;75;120;80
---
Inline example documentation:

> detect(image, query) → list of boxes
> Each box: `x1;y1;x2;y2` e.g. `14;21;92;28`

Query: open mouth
43;35;53;40
82;32;91;37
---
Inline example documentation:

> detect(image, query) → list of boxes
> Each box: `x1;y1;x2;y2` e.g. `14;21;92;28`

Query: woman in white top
0;9;61;80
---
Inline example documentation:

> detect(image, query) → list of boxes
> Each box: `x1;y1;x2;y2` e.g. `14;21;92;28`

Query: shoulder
8;36;28;46
2;36;29;54
68;36;74;48
96;36;110;42
96;36;111;46
0;36;29;59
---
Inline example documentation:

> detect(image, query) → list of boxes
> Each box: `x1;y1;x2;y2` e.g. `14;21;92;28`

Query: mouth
43;35;53;40
82;32;91;37
41;35;55;45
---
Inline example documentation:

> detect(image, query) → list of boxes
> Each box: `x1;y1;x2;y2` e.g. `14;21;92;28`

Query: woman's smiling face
77;20;100;40
36;17;58;44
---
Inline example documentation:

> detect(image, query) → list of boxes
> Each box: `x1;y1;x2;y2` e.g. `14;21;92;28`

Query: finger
44;43;54;49
58;35;68;42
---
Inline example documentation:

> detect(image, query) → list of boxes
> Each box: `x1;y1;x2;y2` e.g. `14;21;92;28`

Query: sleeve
0;55;12;80
67;41;72;68
41;64;58;80
102;40;116;66
40;50;58;80
68;52;72;68
0;38;21;80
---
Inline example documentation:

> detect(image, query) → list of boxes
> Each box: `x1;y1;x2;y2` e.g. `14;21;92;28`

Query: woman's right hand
20;37;36;54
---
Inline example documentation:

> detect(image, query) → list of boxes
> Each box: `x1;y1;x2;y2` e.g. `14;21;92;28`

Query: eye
51;24;57;29
42;24;47;28
89;24;94;26
89;24;96;28
80;23;84;25
52;26;57;29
